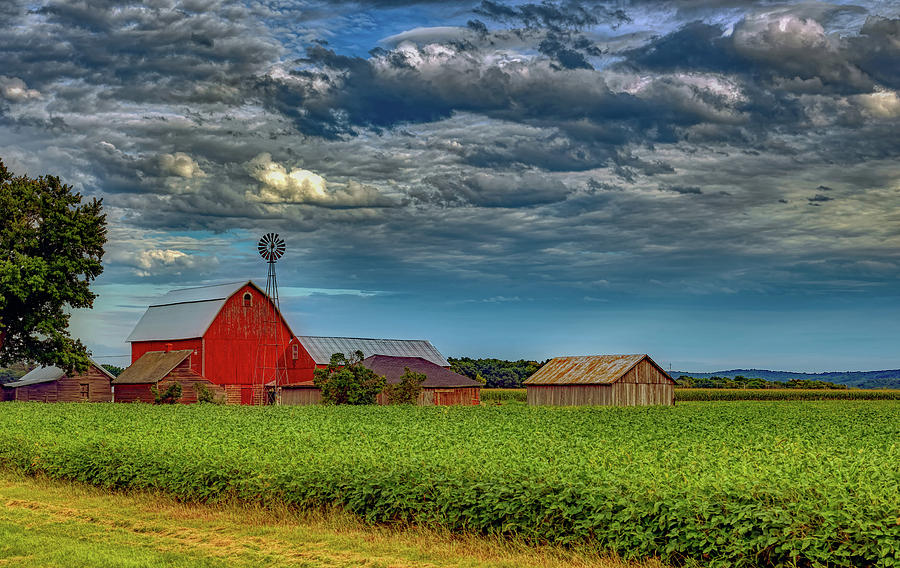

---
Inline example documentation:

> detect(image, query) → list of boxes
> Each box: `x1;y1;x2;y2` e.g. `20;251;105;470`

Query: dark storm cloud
2;0;900;319
414;171;571;207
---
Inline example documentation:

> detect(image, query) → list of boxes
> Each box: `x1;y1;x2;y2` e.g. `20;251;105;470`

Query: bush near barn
0;401;896;568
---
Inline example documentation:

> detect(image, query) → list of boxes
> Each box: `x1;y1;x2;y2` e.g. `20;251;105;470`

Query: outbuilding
363;355;481;406
523;354;675;406
2;359;114;402
112;348;223;404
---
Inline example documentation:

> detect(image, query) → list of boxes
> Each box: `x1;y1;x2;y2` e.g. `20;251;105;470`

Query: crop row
481;388;900;403
0;402;897;567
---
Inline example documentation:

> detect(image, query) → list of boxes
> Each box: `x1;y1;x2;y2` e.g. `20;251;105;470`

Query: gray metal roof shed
297;336;450;367
4;358;115;388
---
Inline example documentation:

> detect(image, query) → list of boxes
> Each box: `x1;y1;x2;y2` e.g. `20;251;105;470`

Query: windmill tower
254;232;287;403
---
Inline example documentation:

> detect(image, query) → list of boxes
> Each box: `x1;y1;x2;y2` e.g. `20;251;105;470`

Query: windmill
254;232;287;403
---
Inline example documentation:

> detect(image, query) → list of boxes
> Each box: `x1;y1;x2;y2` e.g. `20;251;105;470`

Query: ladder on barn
254;233;288;404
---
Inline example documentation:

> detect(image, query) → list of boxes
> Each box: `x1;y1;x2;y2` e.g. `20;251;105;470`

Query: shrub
151;382;182;404
383;368;426;404
194;382;222;404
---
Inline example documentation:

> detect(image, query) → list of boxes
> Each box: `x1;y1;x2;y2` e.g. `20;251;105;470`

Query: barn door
240;386;254;405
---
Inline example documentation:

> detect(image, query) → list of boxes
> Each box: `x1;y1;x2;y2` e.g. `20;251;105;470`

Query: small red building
363;355;481;406
2;359;114;402
112;348;224;403
126;281;307;404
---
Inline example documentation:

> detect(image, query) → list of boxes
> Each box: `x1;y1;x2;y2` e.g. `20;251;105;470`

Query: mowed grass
0;401;897;567
0;471;662;568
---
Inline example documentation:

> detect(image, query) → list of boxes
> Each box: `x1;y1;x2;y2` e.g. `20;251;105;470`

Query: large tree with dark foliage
0;159;106;373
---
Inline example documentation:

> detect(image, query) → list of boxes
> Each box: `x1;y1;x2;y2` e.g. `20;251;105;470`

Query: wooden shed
2;359;114;402
523;354;675;406
112;348;223;404
363;355;481;406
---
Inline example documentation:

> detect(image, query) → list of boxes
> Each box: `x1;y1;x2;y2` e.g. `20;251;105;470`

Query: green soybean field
0;401;897;568
480;388;900;403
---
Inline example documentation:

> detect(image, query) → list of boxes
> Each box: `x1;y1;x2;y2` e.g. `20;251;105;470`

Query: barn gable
127;281;293;342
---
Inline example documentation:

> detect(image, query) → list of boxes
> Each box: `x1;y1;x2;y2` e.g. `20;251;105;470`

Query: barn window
243;292;252;307
80;383;89;401
291;344;299;360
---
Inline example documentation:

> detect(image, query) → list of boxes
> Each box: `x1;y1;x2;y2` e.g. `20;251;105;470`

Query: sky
1;0;899;372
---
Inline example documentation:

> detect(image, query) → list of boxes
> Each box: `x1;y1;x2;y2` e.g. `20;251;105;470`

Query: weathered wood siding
618;359;672;384
113;384;154;403
527;384;614;406
375;387;481;406
6;366;112;403
280;387;323;406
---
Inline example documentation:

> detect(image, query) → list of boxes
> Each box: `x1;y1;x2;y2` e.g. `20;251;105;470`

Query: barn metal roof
361;355;480;388
150;281;250;307
523;354;651;385
298;336;449;367
126;280;285;342
3;359;114;388
112;350;193;384
126;300;226;342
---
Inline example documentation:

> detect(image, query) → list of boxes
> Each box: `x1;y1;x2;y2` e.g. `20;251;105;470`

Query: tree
383;367;426;404
314;350;386;405
101;364;124;377
0;159;106;373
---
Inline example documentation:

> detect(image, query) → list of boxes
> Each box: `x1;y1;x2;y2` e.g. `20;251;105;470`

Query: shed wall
280;387;323;406
527;383;674;406
527;384;614;406
114;384;154;403
375;386;480;406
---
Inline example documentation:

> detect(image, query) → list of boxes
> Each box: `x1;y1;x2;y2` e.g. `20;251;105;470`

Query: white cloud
245;153;394;207
0;76;40;101
854;90;900;118
159;152;206;178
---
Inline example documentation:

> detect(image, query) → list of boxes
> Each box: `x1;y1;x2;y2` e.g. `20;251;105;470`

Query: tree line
448;357;545;388
675;375;848;389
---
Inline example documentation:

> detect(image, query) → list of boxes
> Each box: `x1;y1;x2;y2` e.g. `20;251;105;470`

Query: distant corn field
481;387;900;403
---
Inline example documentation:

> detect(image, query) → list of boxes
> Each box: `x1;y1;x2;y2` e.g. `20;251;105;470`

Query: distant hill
673;369;900;389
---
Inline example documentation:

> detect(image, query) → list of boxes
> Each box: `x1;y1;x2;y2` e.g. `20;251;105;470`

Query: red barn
126;281;307;405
